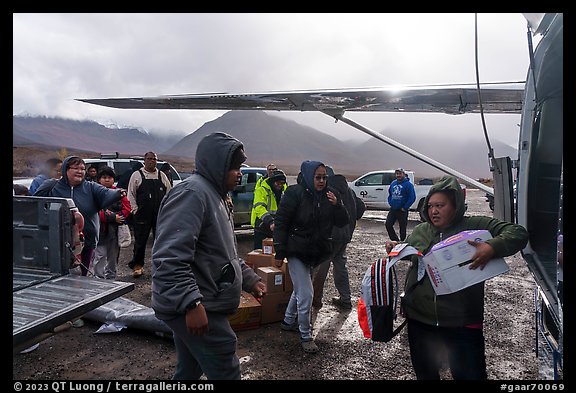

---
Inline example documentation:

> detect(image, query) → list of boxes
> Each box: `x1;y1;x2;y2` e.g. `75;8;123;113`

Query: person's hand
118;188;127;198
467;240;496;270
385;241;398;254
115;214;125;224
326;190;338;205
270;222;275;232
185;305;209;336
252;281;267;298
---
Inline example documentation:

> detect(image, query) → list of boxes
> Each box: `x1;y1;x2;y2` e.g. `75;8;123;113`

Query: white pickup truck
348;170;466;221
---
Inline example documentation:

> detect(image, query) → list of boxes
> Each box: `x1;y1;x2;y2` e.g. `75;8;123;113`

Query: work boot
301;339;319;354
331;297;352;310
132;265;143;278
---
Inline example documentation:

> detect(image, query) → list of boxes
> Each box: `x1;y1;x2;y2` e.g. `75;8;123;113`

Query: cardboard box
423;229;509;295
246;250;275;270
260;291;292;324
228;291;262;332
279;259;293;292
262;238;275;254
257;266;284;294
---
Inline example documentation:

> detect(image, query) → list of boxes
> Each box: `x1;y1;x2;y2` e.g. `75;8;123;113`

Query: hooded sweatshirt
403;175;529;327
34;155;123;249
388;174;416;211
273;160;349;266
151;132;261;320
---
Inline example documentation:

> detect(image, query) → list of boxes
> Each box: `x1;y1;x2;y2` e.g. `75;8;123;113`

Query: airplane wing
78;82;524;115
78;82;525;194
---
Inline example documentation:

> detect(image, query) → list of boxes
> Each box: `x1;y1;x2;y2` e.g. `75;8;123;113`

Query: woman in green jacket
386;175;528;380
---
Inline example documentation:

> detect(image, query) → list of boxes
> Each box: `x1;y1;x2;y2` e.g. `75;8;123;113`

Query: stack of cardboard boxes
228;238;293;331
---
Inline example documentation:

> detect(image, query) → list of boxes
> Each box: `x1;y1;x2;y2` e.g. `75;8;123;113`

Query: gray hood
195;132;244;197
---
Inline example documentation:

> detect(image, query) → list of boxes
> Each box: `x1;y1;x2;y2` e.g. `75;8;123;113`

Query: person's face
99;174;115;188
395;171;405;181
273;180;286;191
67;163;86;186
87;167;97;177
427;192;456;229
313;166;328;192
267;164;277;177
144;154;158;171
225;167;243;192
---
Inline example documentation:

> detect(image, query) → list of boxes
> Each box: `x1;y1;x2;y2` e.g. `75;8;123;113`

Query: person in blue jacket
34;155;126;276
385;168;416;241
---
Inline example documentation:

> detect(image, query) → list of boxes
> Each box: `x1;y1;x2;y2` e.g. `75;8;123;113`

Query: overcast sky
13;13;533;147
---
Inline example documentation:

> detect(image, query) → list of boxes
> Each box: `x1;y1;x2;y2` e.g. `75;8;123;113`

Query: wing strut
324;110;494;195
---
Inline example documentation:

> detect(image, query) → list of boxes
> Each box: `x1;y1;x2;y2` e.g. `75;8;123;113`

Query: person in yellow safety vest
251;169;287;249
255;163;278;190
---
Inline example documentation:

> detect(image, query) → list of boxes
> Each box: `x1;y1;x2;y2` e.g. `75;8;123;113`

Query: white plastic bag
117;224;132;248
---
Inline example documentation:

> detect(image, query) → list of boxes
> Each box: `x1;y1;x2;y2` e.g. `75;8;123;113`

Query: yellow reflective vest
250;178;287;229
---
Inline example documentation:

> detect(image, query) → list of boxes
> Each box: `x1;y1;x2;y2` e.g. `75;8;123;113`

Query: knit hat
268;169;287;183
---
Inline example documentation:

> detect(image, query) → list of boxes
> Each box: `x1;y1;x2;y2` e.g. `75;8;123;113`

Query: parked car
348;170;432;220
84;153;182;186
348;170;466;221
229;166;267;227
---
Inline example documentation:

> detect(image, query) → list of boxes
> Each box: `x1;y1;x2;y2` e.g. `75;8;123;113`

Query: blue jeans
407;318;487;380
283;256;315;341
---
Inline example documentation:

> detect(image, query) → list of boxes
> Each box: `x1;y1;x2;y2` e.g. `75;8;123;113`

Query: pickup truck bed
13;196;134;353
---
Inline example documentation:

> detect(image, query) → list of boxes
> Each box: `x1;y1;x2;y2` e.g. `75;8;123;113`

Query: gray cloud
14;13;529;147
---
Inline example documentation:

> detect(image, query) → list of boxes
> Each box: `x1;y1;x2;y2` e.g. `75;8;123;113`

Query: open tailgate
13;196;134;352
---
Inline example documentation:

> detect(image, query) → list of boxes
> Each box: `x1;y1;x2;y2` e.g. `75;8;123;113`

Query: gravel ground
13;189;538;381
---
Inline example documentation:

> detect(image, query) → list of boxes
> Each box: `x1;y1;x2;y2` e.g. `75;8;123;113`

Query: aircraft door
491;156;515;223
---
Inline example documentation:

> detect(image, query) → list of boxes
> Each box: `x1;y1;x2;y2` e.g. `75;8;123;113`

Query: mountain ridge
13;113;516;180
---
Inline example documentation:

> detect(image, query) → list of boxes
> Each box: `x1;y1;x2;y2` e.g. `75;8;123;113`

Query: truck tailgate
13;273;134;349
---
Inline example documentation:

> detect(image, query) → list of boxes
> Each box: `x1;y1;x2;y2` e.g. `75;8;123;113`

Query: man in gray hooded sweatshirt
152;132;266;380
